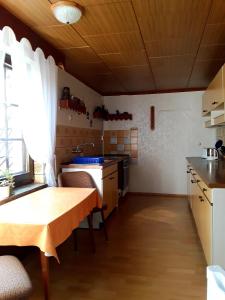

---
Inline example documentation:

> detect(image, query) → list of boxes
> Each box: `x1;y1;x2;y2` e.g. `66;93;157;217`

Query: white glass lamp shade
51;1;82;25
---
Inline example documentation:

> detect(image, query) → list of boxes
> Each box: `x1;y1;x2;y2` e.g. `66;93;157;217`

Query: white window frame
0;53;34;186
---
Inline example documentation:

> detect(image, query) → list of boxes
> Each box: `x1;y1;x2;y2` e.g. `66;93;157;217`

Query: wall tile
103;129;138;159
55;125;103;173
124;144;130;151
117;137;124;144
131;144;138;150
131;137;138;144
130;128;138;137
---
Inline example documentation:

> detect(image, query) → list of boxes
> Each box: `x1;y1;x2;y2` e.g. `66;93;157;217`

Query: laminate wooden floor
24;195;206;300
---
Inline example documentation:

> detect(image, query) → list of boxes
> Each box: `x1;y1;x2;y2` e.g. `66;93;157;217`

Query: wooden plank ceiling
2;0;225;95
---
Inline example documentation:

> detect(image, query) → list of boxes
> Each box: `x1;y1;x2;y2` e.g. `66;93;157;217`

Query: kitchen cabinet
189;169;212;264
202;67;223;115
187;164;212;264
198;191;212;264
62;161;118;228
103;171;118;218
187;162;225;267
202;65;225;126
202;91;211;117
190;174;200;229
186;167;192;207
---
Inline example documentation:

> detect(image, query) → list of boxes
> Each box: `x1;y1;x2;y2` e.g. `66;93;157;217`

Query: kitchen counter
186;157;225;188
61;159;120;170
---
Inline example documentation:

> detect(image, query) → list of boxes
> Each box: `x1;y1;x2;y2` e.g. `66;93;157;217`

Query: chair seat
0;255;32;299
93;203;108;212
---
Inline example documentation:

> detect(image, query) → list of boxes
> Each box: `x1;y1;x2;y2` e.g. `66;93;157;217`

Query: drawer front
189;167;212;204
103;164;117;178
195;174;212;204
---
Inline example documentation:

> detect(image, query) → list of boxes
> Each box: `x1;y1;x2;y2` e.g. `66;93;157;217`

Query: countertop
186;157;225;188
61;159;120;170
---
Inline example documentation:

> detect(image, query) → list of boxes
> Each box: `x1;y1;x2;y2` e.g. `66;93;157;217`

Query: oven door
123;161;129;195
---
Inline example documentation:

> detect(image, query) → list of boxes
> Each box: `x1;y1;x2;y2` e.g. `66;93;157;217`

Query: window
0;53;33;186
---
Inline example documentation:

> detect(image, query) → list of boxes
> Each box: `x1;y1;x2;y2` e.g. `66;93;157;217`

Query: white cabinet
199;192;212;264
187;163;225;267
103;171;118;218
202;67;224;115
62;163;118;228
202;65;225;126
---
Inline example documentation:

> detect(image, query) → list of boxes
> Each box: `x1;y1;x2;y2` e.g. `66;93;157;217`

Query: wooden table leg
40;251;50;300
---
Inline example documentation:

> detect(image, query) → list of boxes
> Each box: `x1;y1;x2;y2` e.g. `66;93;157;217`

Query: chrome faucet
72;143;95;153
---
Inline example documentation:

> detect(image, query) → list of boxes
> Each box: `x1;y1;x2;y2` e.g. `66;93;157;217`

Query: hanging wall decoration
150;106;155;130
59;87;86;115
93;106;132;121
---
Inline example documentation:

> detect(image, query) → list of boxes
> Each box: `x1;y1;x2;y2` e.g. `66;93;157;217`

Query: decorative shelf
93;106;132;121
105;113;132;121
93;111;104;119
59;99;86;114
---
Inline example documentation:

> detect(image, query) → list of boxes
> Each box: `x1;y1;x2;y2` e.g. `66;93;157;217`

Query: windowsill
0;183;48;206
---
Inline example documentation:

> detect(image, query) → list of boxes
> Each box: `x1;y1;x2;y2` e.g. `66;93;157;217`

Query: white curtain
0;26;58;186
34;49;58;187
0;29;5;104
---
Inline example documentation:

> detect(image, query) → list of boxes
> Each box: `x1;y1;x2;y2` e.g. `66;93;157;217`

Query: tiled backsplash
104;128;138;159
55;125;102;173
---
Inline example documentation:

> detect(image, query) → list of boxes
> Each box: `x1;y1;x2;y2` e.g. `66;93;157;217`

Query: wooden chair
58;171;108;253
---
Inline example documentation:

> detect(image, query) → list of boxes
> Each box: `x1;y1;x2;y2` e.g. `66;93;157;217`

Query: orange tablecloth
0;187;101;262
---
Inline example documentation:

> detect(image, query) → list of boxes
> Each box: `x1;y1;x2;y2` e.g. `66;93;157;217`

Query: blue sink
72;156;104;164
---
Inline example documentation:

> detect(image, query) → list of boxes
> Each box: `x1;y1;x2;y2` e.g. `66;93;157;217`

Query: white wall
104;92;216;194
57;68;103;130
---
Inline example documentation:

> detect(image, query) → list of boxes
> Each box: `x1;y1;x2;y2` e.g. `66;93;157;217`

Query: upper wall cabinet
202;68;223;116
202;65;225;127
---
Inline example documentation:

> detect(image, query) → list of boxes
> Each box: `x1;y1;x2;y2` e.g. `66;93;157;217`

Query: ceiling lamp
51;1;82;25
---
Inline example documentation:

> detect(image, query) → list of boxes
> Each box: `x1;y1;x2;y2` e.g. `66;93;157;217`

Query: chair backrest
58;171;96;188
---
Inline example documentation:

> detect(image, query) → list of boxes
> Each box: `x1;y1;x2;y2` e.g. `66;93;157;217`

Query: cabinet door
202;67;224;116
202;91;211;116
198;193;212;265
103;171;118;218
187;166;192;207
209;67;223;110
192;183;212;265
191;179;200;226
103;175;112;219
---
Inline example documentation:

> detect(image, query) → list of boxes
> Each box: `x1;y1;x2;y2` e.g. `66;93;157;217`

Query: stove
104;154;130;197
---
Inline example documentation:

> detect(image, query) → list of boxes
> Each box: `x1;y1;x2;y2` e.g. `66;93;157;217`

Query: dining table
0;187;102;300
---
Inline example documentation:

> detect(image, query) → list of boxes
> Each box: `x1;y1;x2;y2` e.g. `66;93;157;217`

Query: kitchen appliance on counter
202;148;218;160
215;139;225;160
104;154;129;197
